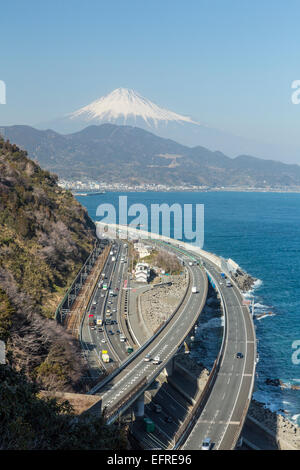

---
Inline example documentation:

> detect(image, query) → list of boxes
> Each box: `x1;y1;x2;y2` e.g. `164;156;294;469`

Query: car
164;416;173;423
101;339;106;343
236;352;244;359
98;327;103;332
152;355;161;365
92;300;97;305
120;337;125;342
109;330;114;335
201;438;211;450
101;293;105;298
116;330;121;334
144;353;151;362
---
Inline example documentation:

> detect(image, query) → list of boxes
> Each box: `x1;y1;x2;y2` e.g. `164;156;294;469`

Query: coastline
74;188;300;194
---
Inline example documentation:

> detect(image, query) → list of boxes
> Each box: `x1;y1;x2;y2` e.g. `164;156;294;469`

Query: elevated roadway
96;223;257;449
88;251;208;423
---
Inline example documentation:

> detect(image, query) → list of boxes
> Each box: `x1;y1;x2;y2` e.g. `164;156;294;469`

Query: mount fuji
68;87;199;128
37;88;287;160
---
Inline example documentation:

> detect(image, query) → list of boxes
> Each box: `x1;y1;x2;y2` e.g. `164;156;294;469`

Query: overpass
86;237;208;424
95;223;257;450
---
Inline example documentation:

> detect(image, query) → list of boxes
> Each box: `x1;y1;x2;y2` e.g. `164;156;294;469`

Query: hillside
2;124;300;188
0;364;127;450
0;137;96;391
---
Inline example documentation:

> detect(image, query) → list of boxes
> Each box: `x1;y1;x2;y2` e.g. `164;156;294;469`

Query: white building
135;262;150;283
134;242;152;259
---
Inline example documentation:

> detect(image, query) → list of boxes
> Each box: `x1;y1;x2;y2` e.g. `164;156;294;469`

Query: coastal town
58;178;300;194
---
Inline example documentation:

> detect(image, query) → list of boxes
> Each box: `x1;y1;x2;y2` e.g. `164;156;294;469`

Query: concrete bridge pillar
133;392;145;419
163;357;174;377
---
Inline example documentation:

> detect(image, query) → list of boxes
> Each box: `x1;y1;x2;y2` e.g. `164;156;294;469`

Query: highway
80;240;131;374
155;241;256;450
91;256;208;421
87;223;256;449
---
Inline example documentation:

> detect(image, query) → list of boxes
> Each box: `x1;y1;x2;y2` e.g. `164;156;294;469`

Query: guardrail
225;275;257;450
174;253;256;450
105;377;147;423
172;266;228;449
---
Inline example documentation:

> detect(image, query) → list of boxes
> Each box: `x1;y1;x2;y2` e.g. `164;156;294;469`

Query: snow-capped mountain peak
68;87;199;128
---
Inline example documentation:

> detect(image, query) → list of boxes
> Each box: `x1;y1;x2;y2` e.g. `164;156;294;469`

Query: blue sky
0;0;300;162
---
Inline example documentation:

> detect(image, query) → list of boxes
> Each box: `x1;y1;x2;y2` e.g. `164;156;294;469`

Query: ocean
75;191;300;425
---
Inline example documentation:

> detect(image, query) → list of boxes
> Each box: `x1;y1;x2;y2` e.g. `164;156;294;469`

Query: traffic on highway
78;225;256;450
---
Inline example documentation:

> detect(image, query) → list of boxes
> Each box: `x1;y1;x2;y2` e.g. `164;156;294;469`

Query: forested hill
0;137;96;389
0;138;128;449
3;124;300;188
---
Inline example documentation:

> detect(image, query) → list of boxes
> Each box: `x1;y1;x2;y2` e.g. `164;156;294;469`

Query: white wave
255;313;275;321
253;391;285;413
254;302;271;310
244;278;263;295
291;414;300;425
252;279;263;290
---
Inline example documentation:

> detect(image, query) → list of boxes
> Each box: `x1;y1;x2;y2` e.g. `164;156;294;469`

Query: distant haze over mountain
37;88;290;161
2;123;300;189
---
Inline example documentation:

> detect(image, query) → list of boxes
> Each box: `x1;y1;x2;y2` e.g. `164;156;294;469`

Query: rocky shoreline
232;267;257;292
247;399;300;449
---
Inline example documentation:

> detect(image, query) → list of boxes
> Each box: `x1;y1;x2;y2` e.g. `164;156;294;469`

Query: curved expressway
96;223;256;450
89;254;208;423
160;242;257;450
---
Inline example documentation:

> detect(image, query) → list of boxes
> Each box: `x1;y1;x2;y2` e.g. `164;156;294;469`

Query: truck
192;286;197;294
101;350;110;363
96;316;102;326
102;283;108;290
144;418;155;433
109;289;114;297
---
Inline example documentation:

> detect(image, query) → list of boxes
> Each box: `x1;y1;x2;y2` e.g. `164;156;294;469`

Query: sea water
76;191;300;425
